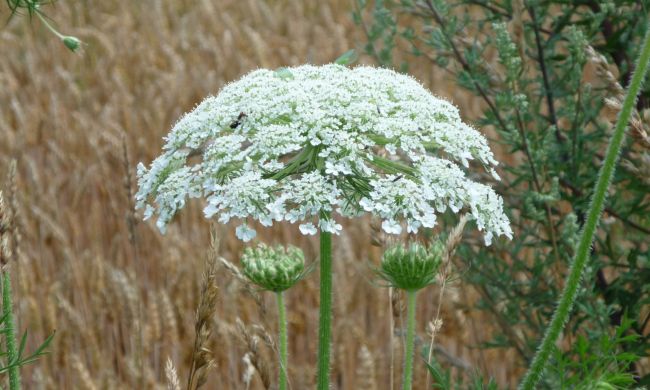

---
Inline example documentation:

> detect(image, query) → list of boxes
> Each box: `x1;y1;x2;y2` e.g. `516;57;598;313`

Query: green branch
518;26;650;390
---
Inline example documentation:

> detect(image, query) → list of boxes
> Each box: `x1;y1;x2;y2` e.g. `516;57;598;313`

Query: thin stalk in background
425;214;468;388
316;229;332;390
276;292;288;390
519;26;650;390
403;290;417;390
2;270;20;390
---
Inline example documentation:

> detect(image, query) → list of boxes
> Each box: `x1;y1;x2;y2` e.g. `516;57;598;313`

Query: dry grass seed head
187;229;220;389
0;191;12;268
165;357;181;390
356;344;378;390
71;354;99;390
235;318;272;390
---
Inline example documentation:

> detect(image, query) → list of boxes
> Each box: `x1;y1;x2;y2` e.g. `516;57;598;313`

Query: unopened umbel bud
378;242;442;291
241;244;305;292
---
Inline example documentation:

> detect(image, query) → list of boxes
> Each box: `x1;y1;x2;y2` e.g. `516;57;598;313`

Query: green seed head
378;242;443;291
241;244;305;292
62;36;82;52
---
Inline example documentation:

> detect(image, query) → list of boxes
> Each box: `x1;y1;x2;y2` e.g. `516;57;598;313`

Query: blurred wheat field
0;0;518;388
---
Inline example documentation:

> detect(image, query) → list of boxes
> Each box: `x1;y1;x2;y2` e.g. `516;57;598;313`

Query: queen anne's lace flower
136;64;512;244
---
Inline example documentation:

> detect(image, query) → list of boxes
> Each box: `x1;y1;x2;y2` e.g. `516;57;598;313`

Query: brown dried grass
1;0;518;388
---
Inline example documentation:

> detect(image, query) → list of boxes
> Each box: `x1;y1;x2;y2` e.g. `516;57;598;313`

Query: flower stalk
276;292;288;390
316;229;333;390
403;290;417;390
519;26;650;390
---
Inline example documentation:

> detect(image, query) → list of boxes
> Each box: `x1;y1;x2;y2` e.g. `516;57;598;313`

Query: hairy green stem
316;230;332;390
403;290;417;390
2;271;21;390
276;292;288;390
519;27;650;390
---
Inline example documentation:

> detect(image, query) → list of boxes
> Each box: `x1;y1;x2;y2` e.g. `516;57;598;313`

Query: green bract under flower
241;244;305;292
136;64;512;244
378;243;443;291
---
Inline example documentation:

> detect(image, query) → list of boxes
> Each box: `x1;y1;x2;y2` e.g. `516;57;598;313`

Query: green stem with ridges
276;292;288;390
316;229;332;390
403;290;417;390
519;26;650;390
3;270;21;390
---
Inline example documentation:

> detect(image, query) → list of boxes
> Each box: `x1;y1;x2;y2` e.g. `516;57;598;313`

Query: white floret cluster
136;64;512;244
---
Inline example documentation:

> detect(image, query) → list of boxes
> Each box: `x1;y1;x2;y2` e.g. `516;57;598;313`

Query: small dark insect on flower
392;175;403;182
230;112;248;129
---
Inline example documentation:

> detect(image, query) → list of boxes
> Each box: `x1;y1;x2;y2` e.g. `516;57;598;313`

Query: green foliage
356;0;650;387
521;26;650;389
1;271;54;388
547;316;640;390
0;330;55;375
425;357;498;390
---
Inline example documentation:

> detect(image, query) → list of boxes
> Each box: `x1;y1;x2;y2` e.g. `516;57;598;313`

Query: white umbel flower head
136;64;512;244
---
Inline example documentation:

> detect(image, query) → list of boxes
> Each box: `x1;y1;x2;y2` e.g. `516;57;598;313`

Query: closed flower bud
378;242;443;291
241;244;305;292
62;36;82;52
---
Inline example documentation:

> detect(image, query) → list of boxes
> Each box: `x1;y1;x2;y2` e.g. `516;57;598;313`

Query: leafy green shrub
548;316;640;389
356;0;650;387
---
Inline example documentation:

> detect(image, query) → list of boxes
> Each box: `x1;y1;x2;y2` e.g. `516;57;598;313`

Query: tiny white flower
359;197;374;212
382;219;402;234
484;231;494;246
156;218;168;234
299;223;318;235
143;204;155;220
418;212;437;228
319;219;343;234
236;224;257;242
407;220;421;234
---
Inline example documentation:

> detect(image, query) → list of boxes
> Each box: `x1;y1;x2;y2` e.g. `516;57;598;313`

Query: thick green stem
403;290;417;390
3;270;21;390
316;230;332;390
519;27;650;390
276;292;288;390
